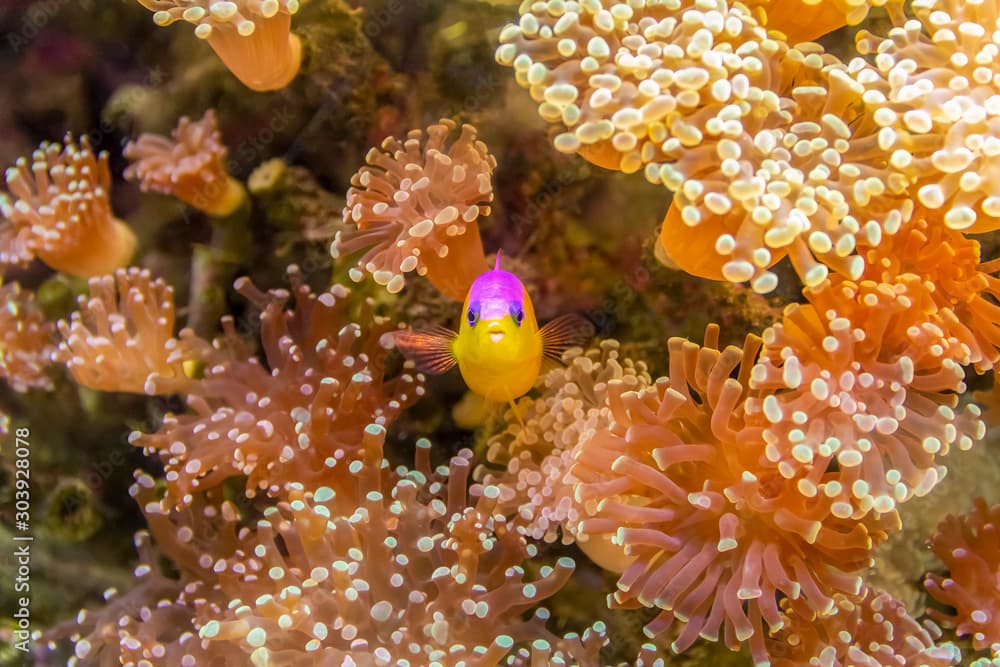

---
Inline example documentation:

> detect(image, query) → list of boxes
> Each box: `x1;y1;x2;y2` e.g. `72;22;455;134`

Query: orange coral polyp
0;136;137;277
925;498;1000;651
858;211;1000;372
0;282;55;393
649;56;913;292
853;0;1000;232
747;0;895;42
132;268;424;506
335;120;494;301
496;0;779;176
571;327;889;666
477;341;652;546
125;110;246;217
203;12;302;92
137;0;302;92
56;268;210;395
768;587;960;667
747;280;985;519
657;199;788;286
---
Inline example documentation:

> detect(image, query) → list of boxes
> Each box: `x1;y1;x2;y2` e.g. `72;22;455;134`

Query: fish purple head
464;253;527;325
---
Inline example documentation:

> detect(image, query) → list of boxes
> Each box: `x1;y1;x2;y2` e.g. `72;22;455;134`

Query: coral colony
5;0;1000;666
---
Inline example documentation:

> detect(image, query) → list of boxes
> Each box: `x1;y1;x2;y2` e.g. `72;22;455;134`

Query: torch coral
767;586;961;667
495;1;913;291
56;268;211;395
854;0;1000;233
333;119;494;301
131;267;424;506
0;135;137;277
124;110;247;217
477;340;653;548
857;211;1000;373
0;281;55;392
745;0;902;43
925;497;1000;653
494;0;780;175
134;0;302;91
54;475;240;666
572;326;894;665
196;424;607;666
59;427;608;666
654;58;912;293
746;279;985;520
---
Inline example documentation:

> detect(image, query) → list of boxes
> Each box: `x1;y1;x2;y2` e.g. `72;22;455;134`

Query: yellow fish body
394;254;593;404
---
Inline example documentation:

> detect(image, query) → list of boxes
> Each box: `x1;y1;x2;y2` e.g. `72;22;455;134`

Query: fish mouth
486;322;505;344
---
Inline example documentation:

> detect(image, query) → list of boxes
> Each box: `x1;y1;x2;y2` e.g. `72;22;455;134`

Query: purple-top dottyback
467;269;525;321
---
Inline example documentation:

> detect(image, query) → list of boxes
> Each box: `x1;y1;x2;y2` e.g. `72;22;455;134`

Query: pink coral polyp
132;267;424;506
768;587;960;667
334;119;494;301
926;498;1000;652
572;328;890;665
747;279;985;519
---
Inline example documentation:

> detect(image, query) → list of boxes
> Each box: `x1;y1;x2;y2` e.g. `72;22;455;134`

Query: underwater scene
3;0;1000;665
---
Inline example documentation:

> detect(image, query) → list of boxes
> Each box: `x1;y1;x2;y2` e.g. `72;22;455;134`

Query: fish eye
467;310;479;326
511;306;524;326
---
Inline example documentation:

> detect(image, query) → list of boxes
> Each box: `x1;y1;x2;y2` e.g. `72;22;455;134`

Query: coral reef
6;1;1000;666
768;586;960;666
495;1;912;293
55;268;208;395
477;340;653;547
855;0;1000;232
132;267;423;506
51;425;609;666
572;327;898;664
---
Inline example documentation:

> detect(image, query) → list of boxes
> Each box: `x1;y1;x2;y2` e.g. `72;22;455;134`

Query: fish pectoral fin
391;326;458;375
539;314;595;362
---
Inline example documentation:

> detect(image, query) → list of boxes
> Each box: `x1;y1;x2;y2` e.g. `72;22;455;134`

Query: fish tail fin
390;325;458;375
539;314;596;362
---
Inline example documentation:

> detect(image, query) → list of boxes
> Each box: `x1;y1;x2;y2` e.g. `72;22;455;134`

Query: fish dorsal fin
539;314;595;362
392;325;458;374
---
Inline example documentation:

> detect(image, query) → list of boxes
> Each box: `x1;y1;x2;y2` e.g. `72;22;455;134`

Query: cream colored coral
496;0;783;174
854;0;1000;232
